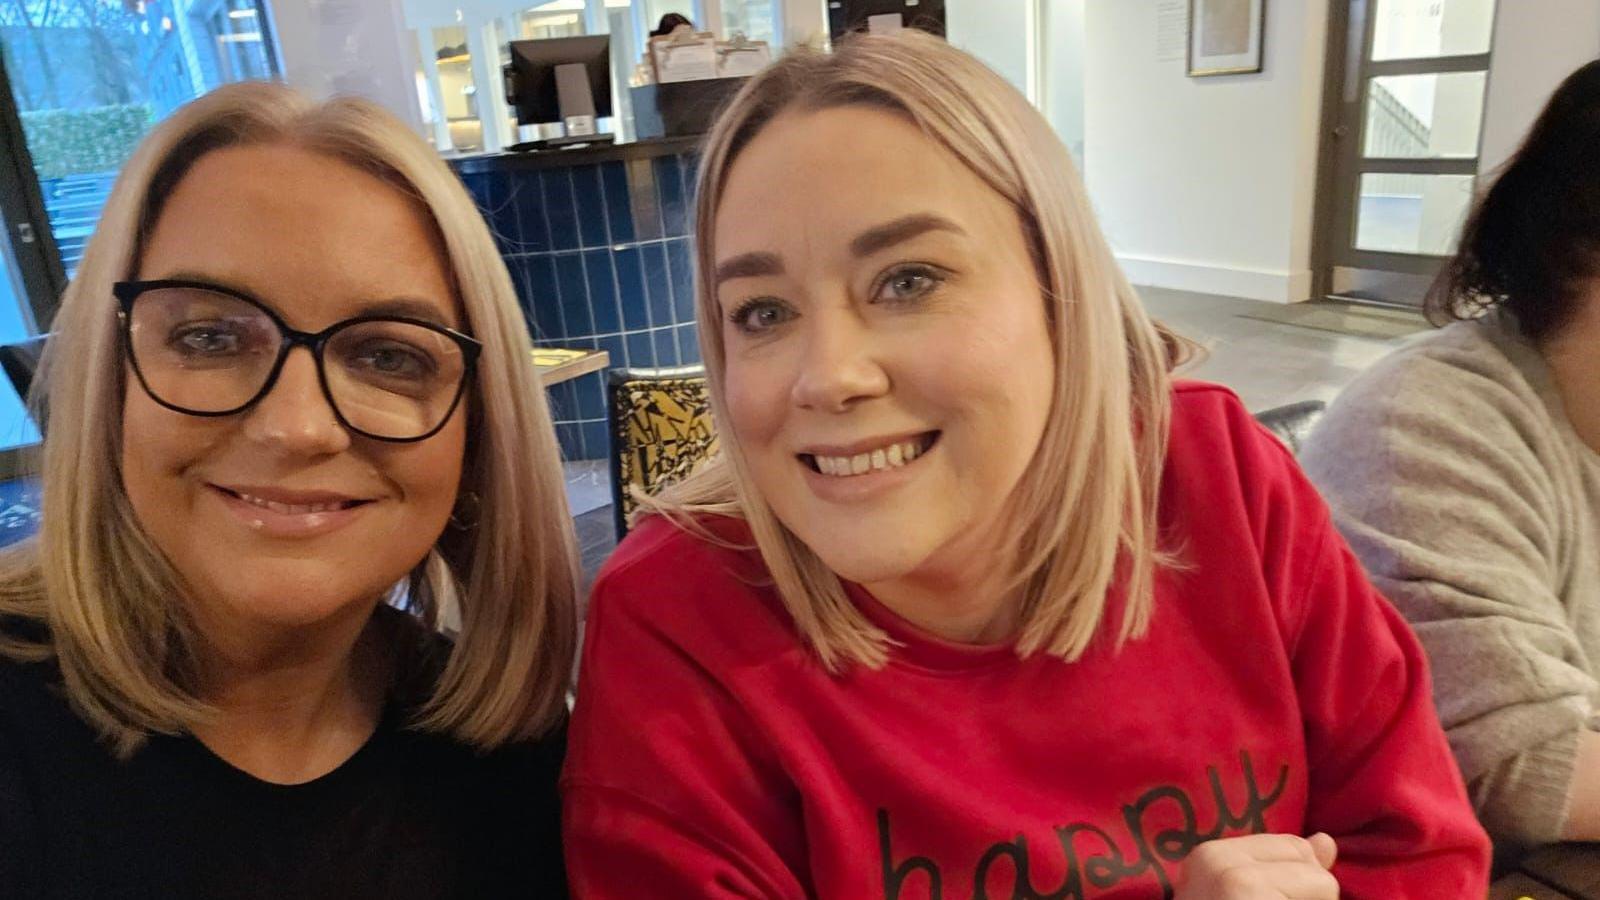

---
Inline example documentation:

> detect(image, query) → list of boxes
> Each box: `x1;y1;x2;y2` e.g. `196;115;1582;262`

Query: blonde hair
648;32;1186;671
0;82;577;756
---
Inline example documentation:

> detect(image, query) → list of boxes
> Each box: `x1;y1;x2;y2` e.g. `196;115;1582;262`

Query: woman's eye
170;324;242;355
874;266;946;303
351;344;433;379
728;298;797;335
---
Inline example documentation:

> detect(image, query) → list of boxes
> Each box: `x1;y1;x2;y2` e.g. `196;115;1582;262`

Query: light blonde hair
0;82;577;756
647;32;1187;671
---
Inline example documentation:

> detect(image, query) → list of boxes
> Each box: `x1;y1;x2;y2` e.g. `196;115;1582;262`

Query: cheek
121;387;208;493
926;298;1055;460
398;422;466;517
722;354;790;451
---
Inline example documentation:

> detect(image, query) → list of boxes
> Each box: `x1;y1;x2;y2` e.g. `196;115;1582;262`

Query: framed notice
1188;0;1265;77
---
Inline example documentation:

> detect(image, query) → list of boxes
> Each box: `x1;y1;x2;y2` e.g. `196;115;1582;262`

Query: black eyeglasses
113;279;482;443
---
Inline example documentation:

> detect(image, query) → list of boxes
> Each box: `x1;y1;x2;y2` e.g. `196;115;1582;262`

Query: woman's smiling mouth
208;484;376;537
799;431;940;477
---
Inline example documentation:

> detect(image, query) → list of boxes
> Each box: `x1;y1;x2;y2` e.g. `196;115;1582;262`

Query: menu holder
716;32;771;78
650;28;719;84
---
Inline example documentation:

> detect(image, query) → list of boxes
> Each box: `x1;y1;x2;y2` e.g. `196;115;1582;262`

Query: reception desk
449;136;703;462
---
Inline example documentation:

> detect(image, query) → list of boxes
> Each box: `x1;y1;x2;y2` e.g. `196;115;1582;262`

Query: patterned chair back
607;365;719;536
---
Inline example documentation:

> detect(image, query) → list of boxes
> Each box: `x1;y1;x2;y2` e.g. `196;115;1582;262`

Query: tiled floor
564;286;1424;585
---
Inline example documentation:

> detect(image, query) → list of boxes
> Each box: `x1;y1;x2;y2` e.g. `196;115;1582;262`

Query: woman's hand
1174;833;1338;899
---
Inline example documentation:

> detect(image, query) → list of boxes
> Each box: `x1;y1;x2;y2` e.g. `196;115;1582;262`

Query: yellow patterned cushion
610;376;718;524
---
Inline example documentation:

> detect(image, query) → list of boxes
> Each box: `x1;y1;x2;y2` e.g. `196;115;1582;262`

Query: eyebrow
712;213;967;289
849;213;966;258
357;298;455;327
712;251;784;287
154;272;456;329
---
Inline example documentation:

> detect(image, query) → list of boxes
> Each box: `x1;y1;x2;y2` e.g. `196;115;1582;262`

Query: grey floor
565;286;1422;585
1140;286;1414;412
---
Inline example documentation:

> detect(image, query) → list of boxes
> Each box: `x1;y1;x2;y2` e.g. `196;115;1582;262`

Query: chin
203;566;393;629
800;537;929;588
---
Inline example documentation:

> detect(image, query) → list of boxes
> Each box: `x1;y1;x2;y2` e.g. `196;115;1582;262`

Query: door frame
0;45;66;331
1310;0;1495;305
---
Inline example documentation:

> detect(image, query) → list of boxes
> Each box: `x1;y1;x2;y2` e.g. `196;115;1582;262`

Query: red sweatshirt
563;382;1490;899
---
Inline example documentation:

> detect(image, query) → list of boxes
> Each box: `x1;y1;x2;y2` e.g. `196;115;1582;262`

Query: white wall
946;0;1032;98
1083;0;1328;304
784;0;827;49
1042;0;1087;163
271;0;425;133
1479;0;1600;173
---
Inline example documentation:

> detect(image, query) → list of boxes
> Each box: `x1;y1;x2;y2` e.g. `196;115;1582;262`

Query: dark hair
1426;59;1600;341
650;13;693;37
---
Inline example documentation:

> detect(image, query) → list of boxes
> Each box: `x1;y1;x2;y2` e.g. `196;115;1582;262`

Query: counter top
446;135;703;174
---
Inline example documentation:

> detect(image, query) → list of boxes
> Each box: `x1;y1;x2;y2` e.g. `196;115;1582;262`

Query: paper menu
717;39;772;78
650;31;719;83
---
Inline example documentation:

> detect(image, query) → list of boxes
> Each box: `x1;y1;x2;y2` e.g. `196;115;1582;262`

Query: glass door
0;46;63;480
0;0;282;484
1315;0;1498;307
0;0;281;281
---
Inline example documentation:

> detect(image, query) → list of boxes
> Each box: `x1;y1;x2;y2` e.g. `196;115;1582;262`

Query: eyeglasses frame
112;278;483;444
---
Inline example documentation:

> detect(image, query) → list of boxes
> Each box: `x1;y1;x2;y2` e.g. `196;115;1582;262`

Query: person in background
650;12;694;37
1303;60;1600;859
563;32;1490;899
0;82;575;898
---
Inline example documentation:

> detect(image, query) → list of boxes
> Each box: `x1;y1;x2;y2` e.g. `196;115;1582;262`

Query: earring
448;490;482;531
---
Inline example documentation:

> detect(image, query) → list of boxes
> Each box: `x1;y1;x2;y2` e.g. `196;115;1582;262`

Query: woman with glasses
0;83;574;898
563;33;1490;898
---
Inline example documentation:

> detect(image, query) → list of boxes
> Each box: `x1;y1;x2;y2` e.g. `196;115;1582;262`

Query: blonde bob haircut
0;82;577;756
647;32;1187;671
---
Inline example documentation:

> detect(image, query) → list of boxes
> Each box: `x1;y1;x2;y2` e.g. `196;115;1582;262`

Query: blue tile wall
600;162;635;244
625;331;656;369
459;151;702;461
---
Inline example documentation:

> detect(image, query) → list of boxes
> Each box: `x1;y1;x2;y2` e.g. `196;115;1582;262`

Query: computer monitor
504;35;614;150
827;0;946;39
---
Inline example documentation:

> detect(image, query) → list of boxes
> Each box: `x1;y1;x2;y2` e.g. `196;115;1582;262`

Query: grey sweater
1302;312;1600;848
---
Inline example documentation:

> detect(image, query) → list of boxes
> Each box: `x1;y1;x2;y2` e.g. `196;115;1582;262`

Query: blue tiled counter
451;138;702;461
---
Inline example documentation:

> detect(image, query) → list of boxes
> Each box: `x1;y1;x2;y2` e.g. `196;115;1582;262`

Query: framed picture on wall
1188;0;1265;76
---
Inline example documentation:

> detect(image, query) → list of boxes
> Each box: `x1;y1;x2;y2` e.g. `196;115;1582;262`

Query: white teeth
810;438;929;478
234;491;347;515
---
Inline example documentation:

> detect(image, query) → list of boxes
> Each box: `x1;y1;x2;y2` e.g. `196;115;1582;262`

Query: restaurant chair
606;364;719;537
0;334;48;435
1253;400;1326;456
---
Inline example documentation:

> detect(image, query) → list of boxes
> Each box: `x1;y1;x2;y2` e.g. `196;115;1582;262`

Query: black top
0;610;567;899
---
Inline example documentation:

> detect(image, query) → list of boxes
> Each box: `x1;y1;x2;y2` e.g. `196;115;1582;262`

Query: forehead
713;105;1014;259
137;143;458;327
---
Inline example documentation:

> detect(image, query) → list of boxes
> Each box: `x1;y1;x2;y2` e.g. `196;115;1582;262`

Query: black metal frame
1311;0;1498;303
0;45;69;480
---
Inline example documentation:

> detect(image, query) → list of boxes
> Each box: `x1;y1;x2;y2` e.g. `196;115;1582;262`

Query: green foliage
20;103;151;179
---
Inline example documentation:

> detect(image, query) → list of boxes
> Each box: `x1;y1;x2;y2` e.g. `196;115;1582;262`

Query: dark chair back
1253;400;1326;456
606;365;718;537
0;335;47;435
0;335;46;405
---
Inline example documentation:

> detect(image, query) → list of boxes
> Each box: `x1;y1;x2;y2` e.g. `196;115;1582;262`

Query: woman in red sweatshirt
563;31;1490;899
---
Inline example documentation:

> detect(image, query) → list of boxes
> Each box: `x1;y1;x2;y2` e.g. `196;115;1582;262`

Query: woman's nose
239;347;351;456
789;311;891;412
